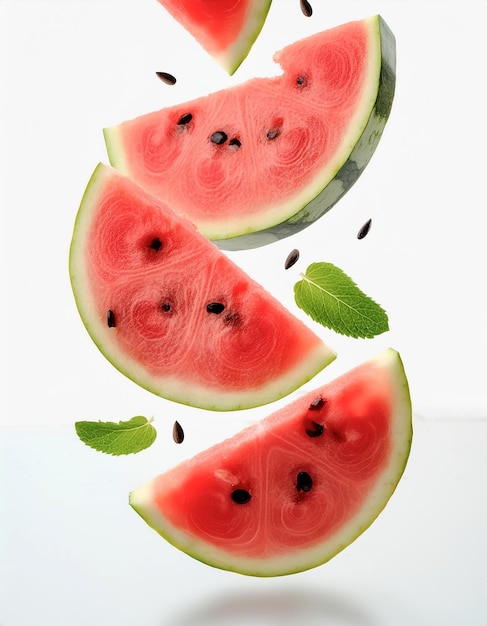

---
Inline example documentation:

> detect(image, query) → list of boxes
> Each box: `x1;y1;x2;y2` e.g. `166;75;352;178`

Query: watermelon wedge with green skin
104;15;395;250
69;163;336;411
130;348;412;577
155;0;272;75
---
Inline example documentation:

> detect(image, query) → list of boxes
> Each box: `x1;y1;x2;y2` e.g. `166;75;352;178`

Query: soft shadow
167;586;376;626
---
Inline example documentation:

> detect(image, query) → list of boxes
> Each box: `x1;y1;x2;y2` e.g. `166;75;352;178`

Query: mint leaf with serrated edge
294;262;389;338
75;416;157;456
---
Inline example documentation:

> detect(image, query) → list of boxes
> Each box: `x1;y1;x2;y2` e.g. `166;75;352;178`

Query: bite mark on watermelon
69;163;336;411
129;348;412;576
104;15;396;249
155;0;273;75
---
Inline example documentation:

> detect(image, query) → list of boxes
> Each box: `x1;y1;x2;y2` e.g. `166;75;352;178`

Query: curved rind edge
217;15;396;250
103;16;396;250
216;0;273;75
69;164;336;412
129;348;413;577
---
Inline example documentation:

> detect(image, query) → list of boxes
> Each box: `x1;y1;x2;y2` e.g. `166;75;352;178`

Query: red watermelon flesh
104;15;395;249
69;163;336;411
129;348;412;576
155;0;272;75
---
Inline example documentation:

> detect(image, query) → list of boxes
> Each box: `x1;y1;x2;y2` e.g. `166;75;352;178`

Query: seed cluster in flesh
93;223;260;385
73;165;334;407
103;18;380;241
146;371;394;560
227;396;325;506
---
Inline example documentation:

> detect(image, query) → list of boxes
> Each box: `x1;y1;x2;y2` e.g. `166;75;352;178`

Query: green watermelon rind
69;163;336;412
211;0;273;75
129;348;412;577
104;16;396;250
217;15;396;249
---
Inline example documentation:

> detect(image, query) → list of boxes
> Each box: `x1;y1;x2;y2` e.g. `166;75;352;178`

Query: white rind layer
129;348;412;576
213;0;273;75
104;16;395;250
69;163;336;411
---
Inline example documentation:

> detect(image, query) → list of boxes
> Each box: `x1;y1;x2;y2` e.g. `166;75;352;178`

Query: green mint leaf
294;262;389;338
74;416;157;456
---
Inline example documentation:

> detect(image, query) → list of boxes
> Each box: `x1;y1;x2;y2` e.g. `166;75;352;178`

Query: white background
1;1;486;625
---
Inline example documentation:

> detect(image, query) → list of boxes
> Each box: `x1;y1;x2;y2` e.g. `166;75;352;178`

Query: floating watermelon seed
309;396;325;410
228;137;241;149
172;420;184;444
149;237;163;251
107;310;116;328
156;71;177;85
296;471;313;492
211;131;228;145
300;0;313;17
207;302;225;314
177;113;193;126
284;248;300;269
305;420;324;438
231;489;251;504
357;218;372;239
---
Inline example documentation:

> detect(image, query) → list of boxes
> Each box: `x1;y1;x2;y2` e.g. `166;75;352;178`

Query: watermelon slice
104;15;396;250
130;348;412;576
155;0;273;75
69;163;336;411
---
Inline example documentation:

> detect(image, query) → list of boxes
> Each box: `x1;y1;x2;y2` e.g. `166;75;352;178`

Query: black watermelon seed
107;310;116;328
172;420;184;444
309;396;325;410
149;237;163;251
228;137;241;149
296;471;313;492
177;112;193;126
161;301;172;313
357;218;372;240
300;0;313;17
305;420;324;438
211;131;228;145
266;128;280;140
231;489;251;504
207;302;225;314
156;71;176;85
284;248;300;270
296;75;308;87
